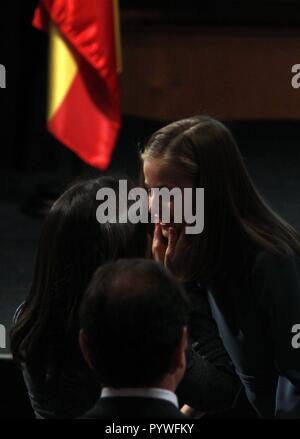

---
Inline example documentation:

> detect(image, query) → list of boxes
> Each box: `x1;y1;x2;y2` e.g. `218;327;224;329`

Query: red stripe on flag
48;57;120;170
33;0;121;170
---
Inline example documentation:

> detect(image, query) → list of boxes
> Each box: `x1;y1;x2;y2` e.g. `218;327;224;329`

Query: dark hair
10;177;148;376
80;258;190;387
141;116;300;283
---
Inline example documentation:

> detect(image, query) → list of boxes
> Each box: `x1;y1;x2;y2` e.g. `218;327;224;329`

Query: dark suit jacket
81;397;187;419
208;250;300;418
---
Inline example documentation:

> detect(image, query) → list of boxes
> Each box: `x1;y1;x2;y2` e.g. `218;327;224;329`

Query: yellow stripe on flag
48;23;78;121
113;0;122;73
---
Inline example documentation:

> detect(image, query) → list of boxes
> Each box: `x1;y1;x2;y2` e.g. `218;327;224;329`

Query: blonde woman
141;116;300;418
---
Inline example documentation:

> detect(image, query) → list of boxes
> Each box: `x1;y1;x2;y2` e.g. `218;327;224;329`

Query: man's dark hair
80;259;190;388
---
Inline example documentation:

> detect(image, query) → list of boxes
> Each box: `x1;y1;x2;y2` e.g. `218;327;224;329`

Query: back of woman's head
10;176;148;375
142;116;300;283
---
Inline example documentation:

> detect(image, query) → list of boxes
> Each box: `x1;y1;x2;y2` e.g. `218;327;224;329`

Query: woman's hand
152;224;189;276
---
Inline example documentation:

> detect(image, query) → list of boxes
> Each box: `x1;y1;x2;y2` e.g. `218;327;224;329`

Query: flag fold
33;0;121;170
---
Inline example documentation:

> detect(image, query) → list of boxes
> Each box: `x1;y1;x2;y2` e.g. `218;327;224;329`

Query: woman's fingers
165;227;181;272
165;227;191;277
152;224;166;262
153;223;163;248
152;225;188;276
165;227;177;265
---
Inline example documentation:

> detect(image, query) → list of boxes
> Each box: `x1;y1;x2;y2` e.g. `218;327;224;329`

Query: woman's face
143;159;194;239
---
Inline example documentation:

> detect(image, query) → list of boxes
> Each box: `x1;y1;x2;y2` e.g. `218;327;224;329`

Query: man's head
79;259;190;391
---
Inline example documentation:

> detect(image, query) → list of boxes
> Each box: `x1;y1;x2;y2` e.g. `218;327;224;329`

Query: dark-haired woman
10;177;148;419
142;116;300;418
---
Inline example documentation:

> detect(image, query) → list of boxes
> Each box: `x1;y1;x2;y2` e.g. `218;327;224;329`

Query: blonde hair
141;115;300;284
141;117;206;179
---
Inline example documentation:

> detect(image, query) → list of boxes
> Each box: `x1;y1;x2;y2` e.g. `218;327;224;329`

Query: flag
33;0;121;170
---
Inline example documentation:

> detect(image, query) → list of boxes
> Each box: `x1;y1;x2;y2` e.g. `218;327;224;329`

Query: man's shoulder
80;396;187;420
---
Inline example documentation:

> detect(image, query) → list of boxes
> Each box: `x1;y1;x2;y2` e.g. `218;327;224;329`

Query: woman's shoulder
250;248;300;306
251;248;300;279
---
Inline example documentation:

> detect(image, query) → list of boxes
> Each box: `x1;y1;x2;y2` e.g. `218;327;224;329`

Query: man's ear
79;329;95;370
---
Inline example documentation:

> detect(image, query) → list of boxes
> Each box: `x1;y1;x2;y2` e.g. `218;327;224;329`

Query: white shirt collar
101;387;179;408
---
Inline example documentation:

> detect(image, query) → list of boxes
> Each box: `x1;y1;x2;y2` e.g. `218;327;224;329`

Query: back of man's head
79;258;190;388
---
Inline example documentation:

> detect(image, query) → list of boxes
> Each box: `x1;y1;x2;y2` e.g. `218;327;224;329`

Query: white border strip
0;353;13;360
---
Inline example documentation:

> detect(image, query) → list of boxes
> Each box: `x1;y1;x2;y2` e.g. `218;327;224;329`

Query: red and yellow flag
33;0;121;170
